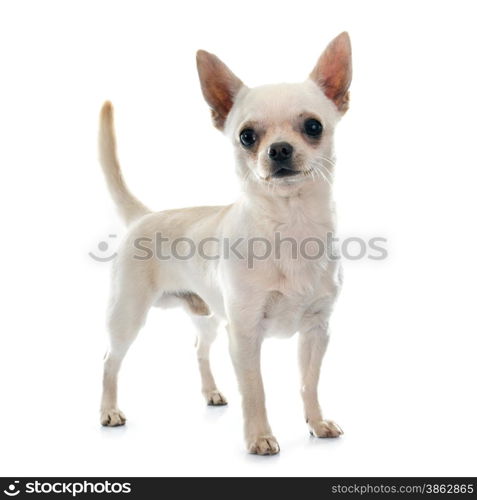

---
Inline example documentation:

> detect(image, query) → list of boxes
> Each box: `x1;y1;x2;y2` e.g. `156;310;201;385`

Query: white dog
99;32;352;455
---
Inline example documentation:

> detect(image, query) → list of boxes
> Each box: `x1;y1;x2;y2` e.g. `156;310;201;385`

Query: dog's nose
268;142;293;162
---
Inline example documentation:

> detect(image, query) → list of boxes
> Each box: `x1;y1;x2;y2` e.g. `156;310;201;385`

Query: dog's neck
240;177;335;233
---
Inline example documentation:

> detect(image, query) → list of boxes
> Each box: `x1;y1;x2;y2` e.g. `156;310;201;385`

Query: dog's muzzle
267;142;300;178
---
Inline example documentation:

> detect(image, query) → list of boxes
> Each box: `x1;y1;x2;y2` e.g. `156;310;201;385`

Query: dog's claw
205;390;228;406
308;419;343;438
101;409;126;427
248;436;280;455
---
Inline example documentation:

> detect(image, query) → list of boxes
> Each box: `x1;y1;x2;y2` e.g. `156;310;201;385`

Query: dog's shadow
202;404;229;424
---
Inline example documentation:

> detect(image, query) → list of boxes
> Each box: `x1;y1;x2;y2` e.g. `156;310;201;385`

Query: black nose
268;142;293;162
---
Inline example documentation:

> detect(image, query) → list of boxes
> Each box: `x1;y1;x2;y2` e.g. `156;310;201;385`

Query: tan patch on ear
310;32;352;113
211;109;227;130
196;50;244;130
338;91;350;114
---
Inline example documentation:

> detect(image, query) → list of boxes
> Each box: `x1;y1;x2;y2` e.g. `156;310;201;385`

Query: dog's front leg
228;325;279;455
299;315;343;438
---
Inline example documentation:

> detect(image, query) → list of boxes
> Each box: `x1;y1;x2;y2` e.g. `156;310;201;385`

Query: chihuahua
98;32;352;455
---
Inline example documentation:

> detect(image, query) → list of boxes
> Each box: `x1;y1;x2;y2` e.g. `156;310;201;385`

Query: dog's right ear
196;50;244;130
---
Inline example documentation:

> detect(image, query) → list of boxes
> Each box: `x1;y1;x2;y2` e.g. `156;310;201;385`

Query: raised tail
98;101;150;225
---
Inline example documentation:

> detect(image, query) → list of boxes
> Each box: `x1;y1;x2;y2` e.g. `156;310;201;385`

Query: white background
0;0;476;477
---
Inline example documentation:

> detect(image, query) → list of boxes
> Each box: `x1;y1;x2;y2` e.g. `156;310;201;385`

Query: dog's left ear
196;50;244;130
310;32;352;113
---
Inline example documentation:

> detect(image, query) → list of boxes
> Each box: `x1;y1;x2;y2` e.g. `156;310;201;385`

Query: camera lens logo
89;234;118;262
3;481;20;497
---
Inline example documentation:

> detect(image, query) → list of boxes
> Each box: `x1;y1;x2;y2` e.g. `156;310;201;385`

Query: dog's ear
196;50;244;130
309;32;352;113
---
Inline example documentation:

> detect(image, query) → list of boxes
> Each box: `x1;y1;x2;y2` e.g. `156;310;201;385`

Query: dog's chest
224;191;340;336
256;222;340;338
265;209;335;291
259;256;340;337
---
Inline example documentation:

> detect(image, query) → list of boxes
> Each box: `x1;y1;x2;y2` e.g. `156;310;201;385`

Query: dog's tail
98;101;150;225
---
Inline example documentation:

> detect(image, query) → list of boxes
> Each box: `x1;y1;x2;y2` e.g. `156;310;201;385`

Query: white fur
98;37;350;454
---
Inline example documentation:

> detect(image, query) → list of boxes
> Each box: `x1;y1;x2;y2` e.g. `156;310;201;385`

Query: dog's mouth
271;168;301;178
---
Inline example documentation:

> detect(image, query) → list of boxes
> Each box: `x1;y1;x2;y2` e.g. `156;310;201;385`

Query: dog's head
196;33;352;193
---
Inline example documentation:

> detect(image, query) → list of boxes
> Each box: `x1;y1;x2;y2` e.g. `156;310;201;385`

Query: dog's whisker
312;162;335;181
316;167;332;187
315;158;334;170
306;161;333;186
318;164;334;181
320;169;333;187
309;163;333;187
318;167;333;186
315;154;337;167
311;158;334;181
311;157;335;171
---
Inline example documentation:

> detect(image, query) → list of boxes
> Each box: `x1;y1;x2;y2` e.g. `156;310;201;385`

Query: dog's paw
308;419;343;438
100;408;126;427
247;436;280;455
205;389;228;406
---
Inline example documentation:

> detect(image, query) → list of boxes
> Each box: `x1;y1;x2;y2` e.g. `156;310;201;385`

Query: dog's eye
240;128;257;147
303;118;323;138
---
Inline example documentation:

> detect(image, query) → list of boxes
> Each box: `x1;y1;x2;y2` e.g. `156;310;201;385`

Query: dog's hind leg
190;314;227;406
100;282;155;426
